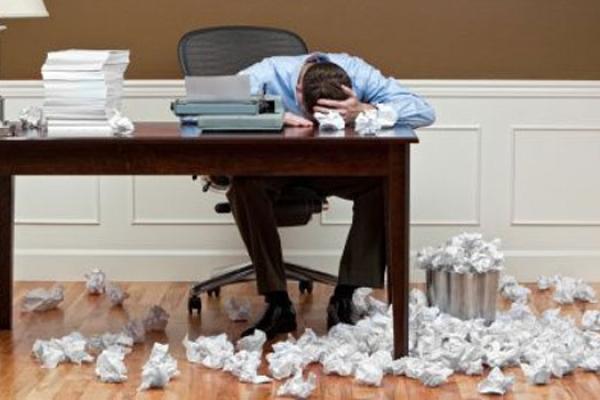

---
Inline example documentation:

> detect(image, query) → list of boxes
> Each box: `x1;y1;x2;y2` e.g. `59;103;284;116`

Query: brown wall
3;0;600;80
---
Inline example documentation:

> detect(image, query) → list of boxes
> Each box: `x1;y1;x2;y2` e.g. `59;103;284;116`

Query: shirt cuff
374;103;399;127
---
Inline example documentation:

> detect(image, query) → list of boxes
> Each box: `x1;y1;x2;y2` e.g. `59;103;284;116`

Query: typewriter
171;75;284;131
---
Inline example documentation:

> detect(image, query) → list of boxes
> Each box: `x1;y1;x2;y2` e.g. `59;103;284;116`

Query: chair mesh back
178;26;308;76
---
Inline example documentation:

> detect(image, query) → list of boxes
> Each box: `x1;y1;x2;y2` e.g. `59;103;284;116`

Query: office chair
178;26;337;314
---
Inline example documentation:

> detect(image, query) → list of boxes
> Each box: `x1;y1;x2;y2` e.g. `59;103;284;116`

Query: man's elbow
405;106;436;129
420;106;436;127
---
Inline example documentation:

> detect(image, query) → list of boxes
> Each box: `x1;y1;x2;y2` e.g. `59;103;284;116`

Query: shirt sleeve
351;57;436;129
237;58;275;96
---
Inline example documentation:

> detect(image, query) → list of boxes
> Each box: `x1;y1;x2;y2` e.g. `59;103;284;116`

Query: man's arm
314;85;375;123
237;58;275;96
238;59;313;127
346;56;436;128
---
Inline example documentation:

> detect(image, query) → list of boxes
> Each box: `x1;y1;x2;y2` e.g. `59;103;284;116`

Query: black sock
333;284;358;299
265;290;291;307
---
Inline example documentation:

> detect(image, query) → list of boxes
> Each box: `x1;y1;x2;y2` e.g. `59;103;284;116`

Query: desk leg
0;175;14;330
387;145;410;359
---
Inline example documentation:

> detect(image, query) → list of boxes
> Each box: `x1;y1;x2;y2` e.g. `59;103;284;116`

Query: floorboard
1;282;599;399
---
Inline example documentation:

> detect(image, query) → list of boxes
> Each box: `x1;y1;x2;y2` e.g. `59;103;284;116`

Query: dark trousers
226;177;386;295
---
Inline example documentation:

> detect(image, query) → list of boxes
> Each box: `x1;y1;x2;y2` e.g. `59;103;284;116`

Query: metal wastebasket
426;269;499;324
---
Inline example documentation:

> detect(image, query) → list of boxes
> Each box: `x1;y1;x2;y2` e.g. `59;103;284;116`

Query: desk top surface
0;122;419;145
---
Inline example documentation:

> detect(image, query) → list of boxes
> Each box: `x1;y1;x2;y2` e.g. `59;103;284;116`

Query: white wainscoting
4;80;600;282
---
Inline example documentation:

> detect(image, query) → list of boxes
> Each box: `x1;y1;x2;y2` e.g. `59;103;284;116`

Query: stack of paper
42;50;130;136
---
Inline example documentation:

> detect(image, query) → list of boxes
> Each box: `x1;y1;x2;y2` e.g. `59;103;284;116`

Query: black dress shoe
241;302;297;339
327;296;359;330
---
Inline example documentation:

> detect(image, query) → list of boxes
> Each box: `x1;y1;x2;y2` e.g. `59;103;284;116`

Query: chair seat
216;185;326;227
272;186;326;226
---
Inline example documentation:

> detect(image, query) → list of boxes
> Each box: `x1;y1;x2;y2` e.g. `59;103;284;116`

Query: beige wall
2;0;600;80
3;79;600;282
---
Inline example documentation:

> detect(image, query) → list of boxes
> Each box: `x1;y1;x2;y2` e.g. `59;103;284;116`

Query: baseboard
14;249;341;282
15;249;600;283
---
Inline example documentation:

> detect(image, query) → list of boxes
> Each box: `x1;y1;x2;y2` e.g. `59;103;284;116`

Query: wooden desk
0;122;418;358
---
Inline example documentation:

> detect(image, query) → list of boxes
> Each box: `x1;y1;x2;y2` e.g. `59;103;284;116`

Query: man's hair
301;62;352;114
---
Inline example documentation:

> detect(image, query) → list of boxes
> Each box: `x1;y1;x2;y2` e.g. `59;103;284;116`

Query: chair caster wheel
208;287;221;297
188;295;202;315
299;280;313;294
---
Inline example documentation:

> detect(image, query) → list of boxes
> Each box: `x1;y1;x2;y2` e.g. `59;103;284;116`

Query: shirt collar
291;52;331;108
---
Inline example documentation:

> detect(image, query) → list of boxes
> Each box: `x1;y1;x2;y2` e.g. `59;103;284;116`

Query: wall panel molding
411;124;482;226
320;124;482;226
130;177;235;225
15;176;101;225
510;125;600;226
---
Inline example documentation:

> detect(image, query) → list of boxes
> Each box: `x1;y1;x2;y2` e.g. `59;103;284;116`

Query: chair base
187;262;338;315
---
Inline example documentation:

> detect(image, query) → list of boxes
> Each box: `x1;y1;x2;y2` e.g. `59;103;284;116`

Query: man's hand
313;85;375;123
283;112;314;127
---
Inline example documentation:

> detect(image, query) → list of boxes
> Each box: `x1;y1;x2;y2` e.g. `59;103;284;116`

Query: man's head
296;61;352;116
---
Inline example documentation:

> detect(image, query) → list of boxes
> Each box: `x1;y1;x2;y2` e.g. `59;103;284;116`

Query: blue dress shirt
238;52;435;128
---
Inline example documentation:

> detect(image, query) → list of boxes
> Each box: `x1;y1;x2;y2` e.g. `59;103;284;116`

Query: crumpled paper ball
354;358;384;386
224;297;251;321
182;333;234;369
21;285;64;312
143;305;170;332
499;274;531;304
19;106;45;130
477;367;514;395
108;111;135;136
314;110;345;131
276;368;317;399
137;343;179;391
95;348;128;383
122;319;146;344
355;103;398;135
355;110;381;135
87;332;134;355
85;268;106;295
553;276;597;304
223;350;272;384
521;359;552;385
106;282;129;306
267;340;311;380
416;232;504;274
32;332;94;368
236;329;267;353
582;310;600;331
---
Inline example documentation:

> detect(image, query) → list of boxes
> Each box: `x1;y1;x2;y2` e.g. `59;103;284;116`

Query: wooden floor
2;282;600;399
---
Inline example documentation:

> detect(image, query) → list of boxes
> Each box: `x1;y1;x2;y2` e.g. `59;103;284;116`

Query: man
229;52;435;339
